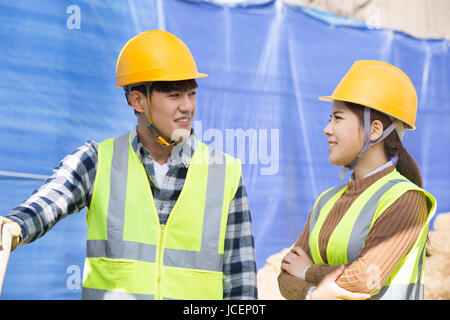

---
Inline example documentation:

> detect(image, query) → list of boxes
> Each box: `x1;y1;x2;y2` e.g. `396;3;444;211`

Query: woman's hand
310;265;371;300
281;246;313;279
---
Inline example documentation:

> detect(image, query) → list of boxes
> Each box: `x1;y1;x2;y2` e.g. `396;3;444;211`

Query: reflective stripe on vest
370;244;426;300
345;179;407;263
82;287;155;300
308;184;347;262
82;132;241;300
308;169;436;300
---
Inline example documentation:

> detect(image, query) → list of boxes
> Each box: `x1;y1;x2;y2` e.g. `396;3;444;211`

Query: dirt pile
257;212;450;300
424;212;450;299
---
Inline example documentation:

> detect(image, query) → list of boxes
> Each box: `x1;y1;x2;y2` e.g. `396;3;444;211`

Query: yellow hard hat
319;60;418;129
116;30;208;87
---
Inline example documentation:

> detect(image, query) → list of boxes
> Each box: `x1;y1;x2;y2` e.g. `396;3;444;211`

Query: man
0;30;258;300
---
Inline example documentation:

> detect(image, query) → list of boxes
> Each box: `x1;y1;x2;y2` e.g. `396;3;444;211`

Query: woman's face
323;101;365;166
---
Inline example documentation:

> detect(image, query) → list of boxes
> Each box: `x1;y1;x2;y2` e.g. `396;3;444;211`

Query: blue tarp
0;0;448;299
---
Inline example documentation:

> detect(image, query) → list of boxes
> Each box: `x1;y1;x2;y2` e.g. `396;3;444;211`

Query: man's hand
281;246;313;279
310;265;371;300
0;217;21;251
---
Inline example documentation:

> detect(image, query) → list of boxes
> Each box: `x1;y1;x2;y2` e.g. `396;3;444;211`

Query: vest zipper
156;224;165;300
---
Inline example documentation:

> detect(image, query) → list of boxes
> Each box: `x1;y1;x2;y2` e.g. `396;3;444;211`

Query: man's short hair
124;79;198;115
125;79;198;103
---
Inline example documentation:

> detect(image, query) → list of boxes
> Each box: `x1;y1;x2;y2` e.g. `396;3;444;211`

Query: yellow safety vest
81;132;242;299
308;169;436;300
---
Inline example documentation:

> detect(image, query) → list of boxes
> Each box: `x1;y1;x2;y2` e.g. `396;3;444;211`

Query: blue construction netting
0;0;449;299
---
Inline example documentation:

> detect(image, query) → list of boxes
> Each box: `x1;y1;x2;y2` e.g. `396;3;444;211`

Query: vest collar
346;164;395;196
349;160;394;181
130;127;199;168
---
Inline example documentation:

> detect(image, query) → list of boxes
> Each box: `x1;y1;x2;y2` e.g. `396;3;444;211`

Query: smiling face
323;100;365;166
148;87;197;141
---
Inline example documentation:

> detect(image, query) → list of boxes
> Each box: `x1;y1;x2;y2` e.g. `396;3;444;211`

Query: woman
278;60;436;300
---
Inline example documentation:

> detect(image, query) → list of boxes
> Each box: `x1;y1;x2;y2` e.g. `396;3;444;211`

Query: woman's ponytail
384;135;432;256
394;144;423;188
384;133;423;188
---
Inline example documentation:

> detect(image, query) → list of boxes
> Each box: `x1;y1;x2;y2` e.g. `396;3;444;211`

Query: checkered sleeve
223;175;258;300
5;140;98;244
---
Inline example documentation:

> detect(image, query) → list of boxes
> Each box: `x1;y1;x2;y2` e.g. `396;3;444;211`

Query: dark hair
126;79;198;104
344;101;431;256
344;101;423;187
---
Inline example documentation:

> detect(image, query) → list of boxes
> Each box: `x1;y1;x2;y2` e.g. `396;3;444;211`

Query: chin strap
338;107;402;180
144;84;177;147
125;82;177;147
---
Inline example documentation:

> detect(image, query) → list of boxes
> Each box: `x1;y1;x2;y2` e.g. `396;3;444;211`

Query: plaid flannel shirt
6;127;258;299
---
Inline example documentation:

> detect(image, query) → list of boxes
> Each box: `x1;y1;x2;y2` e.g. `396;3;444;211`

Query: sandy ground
423;212;450;299
257;212;450;300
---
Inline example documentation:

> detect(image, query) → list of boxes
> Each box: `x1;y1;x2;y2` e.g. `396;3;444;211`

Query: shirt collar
349;160;394;181
130;127;199;168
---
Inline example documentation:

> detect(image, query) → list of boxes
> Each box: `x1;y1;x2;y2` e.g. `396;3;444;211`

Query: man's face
147;88;197;141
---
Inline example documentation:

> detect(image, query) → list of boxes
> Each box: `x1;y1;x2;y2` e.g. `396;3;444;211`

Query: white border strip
157;0;166;31
0;170;49;181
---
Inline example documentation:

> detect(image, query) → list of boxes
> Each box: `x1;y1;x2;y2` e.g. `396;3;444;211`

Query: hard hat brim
318;96;334;102
116;72;208;88
318;95;416;130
